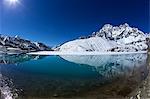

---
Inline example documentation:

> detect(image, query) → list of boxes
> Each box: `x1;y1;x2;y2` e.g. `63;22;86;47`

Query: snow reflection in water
60;54;148;79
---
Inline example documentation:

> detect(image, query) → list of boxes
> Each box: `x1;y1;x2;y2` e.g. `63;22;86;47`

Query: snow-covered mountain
0;35;51;54
59;23;148;52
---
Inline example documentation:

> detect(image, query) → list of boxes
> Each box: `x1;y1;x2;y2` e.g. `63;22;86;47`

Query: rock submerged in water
59;23;148;52
0;35;52;54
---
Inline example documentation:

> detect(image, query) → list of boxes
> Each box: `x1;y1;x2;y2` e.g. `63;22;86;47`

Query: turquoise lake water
0;54;149;99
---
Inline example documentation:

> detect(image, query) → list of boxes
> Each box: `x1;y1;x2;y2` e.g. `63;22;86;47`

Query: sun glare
4;0;20;7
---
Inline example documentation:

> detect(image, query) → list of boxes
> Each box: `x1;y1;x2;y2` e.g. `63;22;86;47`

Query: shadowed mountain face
146;34;150;50
0;54;149;99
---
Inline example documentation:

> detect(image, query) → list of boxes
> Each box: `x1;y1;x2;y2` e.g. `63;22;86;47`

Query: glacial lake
0;53;149;99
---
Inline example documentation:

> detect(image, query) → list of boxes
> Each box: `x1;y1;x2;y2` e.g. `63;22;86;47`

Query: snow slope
59;37;118;52
59;23;148;52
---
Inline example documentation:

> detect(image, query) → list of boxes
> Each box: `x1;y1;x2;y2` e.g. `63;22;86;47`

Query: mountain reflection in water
0;54;45;65
0;53;149;99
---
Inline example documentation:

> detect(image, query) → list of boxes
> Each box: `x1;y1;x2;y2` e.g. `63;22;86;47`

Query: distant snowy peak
0;34;51;54
59;23;148;52
96;23;145;41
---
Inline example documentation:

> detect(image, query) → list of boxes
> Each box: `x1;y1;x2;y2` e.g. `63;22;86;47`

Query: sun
6;0;19;5
4;0;20;7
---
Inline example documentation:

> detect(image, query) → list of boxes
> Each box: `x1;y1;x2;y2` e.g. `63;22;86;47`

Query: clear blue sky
0;0;149;46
